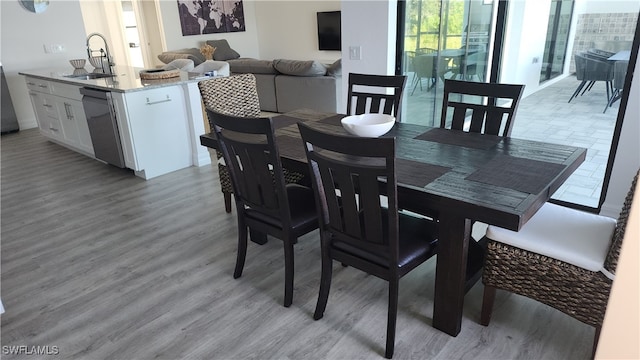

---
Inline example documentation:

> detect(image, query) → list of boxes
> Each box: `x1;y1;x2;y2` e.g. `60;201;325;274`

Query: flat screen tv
317;11;341;51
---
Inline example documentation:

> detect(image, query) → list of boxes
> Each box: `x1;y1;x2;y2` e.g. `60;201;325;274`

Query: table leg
432;213;471;336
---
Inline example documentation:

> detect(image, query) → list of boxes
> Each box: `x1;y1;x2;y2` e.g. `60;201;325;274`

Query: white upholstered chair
162;59;195;71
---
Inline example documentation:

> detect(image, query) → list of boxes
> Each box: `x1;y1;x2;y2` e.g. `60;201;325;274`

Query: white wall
341;0;397;112
0;0;87;130
499;0;552;97
254;1;341;62
156;0;261;59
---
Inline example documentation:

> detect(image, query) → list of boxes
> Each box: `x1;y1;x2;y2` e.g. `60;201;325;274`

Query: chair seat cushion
486;203;616;271
334;210;438;268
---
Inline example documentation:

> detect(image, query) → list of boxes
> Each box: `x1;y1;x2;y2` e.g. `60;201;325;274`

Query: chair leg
314;241;333;320
480;284;496;326
223;191;232;213
410;77;421;96
283;238;295;307
569;81;587;103
385;279;399;359
233;220;248;279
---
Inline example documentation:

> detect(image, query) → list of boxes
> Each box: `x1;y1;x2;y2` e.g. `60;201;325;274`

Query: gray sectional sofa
226;58;342;113
157;39;342;114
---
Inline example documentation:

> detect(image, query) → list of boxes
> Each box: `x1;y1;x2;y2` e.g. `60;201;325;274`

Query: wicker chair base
483;240;612;328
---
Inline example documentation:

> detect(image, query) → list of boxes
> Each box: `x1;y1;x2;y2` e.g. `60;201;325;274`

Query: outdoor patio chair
568;52;614;104
208;110;319;307
410;54;450;95
480;170;638;357
603;60;628;113
298;122;438;359
347;73;407;118
198;74;305;213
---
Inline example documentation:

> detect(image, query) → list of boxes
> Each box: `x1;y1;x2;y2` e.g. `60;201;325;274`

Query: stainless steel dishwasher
80;87;125;168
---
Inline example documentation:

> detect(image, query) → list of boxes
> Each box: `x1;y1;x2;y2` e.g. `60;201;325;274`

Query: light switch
349;46;361;60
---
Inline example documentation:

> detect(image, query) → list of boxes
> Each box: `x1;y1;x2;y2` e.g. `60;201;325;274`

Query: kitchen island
20;65;212;180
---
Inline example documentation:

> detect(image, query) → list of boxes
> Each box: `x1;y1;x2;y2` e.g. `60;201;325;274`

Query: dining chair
298;122;439;359
198;74;305;213
347;73;407;119
208;110;319;307
480;170;638;356
440;79;525;137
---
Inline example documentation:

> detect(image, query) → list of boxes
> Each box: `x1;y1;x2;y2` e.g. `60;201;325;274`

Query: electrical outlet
349;46;361;60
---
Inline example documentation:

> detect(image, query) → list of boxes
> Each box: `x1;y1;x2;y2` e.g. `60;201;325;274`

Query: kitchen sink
64;73;116;80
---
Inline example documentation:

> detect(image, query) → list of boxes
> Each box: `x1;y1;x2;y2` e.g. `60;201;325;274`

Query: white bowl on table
341;113;396;137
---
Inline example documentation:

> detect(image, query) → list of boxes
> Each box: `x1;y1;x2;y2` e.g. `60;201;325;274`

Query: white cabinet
25;77;94;156
112;86;192;179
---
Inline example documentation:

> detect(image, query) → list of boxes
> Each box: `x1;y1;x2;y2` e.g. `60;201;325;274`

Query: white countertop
19;65;212;93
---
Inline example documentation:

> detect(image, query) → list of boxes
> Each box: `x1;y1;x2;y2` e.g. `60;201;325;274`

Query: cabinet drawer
25;77;51;94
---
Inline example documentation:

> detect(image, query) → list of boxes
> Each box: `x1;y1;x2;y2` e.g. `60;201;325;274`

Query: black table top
200;110;586;231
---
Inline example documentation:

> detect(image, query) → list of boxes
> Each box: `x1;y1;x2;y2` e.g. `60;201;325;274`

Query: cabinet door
58;100;80;148
68;100;94;155
123;86;192;179
28;90;51;135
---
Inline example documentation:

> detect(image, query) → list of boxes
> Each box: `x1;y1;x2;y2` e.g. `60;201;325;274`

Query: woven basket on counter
139;69;180;80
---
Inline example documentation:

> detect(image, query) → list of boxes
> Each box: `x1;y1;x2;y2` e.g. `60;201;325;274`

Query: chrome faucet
86;32;114;74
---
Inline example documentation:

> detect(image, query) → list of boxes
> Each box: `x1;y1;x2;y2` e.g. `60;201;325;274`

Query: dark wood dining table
199;108;587;337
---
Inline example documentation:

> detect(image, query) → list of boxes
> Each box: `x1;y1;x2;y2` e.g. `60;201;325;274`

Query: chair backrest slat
440;79;524;137
347;73;407;119
299;122;399;263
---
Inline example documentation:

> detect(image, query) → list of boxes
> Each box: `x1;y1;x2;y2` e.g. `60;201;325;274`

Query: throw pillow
206;39;241;61
326;58;342;76
273;59;327;76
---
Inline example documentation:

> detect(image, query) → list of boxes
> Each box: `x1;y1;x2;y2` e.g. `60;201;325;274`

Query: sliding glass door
400;0;496;126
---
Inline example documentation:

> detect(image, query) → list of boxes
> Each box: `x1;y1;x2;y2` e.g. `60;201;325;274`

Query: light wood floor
1;129;593;359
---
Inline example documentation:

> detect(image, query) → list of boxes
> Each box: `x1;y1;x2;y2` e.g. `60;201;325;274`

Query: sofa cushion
157;48;205;65
273;59;327;77
206;39;241;61
228;59;277;74
327;59;342;76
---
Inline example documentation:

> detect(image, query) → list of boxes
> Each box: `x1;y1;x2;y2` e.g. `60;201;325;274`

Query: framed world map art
177;0;246;36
